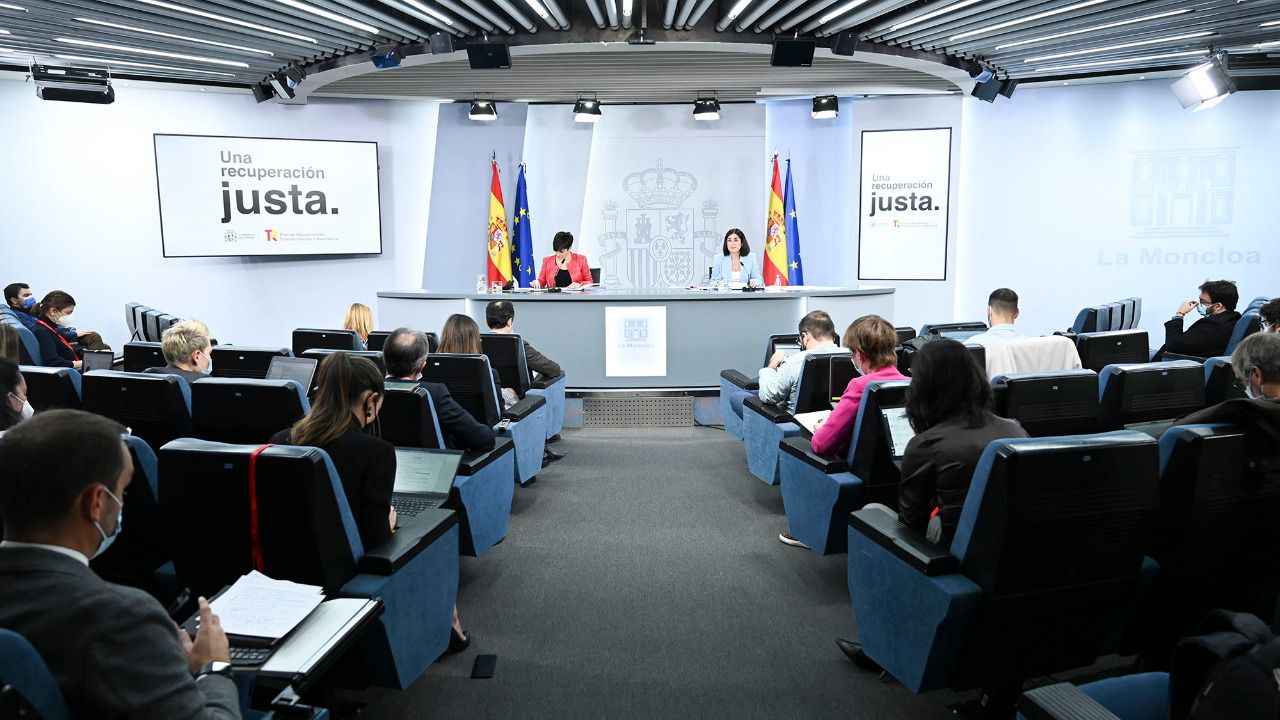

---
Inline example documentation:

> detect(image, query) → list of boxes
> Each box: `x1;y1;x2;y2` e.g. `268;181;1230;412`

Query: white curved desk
376;287;894;390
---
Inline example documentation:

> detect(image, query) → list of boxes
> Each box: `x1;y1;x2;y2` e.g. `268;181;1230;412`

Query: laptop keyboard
229;646;272;667
392;496;443;517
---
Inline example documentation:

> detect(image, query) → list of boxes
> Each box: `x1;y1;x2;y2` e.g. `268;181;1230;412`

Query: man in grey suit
0;409;241;719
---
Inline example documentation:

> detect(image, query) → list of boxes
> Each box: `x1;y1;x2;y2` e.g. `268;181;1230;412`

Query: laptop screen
81;350;113;372
938;329;985;342
384;380;420;392
881;406;916;459
393;449;464;495
774;342;802;358
266;356;317;391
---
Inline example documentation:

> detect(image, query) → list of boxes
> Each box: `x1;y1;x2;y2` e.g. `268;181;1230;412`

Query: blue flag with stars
783;159;804;286
512;163;536;287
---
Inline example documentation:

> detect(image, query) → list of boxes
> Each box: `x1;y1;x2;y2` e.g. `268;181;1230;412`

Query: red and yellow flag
486;160;513;286
762;157;789;287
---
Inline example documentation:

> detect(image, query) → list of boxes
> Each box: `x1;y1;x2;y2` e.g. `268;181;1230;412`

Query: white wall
0;79;439;350
957;82;1279;338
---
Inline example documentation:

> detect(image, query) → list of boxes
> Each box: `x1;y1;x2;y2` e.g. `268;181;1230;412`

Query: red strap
35;319;77;354
247;444;275;572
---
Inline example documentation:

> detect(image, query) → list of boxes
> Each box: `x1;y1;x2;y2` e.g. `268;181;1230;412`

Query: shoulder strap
247;444;275;572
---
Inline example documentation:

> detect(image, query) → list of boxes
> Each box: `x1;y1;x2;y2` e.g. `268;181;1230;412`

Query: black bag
1171;610;1280;720
895;334;939;376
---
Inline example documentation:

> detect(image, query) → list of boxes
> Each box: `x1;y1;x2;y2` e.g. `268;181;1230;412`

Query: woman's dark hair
438;314;483;355
552;231;574;253
289;353;384;447
722;228;750;257
904;338;991;433
0;357;25;431
36;290;75;319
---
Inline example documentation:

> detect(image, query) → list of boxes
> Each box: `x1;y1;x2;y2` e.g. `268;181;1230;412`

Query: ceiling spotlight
574;94;602;123
964;60;994;83
371;47;403;69
693;95;720;121
811;94;838;119
268;71;295;99
1171;55;1234;111
469;97;497;121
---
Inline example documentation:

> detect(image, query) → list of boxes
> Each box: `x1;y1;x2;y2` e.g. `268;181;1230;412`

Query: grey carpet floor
360;427;956;720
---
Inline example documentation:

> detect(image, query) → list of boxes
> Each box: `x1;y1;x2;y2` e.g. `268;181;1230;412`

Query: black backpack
1171;610;1280;720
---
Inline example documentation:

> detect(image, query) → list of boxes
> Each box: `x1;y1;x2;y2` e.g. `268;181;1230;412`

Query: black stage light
430;31;454;54
268;71;295;99
31;63;114;104
971;77;1001;103
469;98;498;121
999;78;1018;98
252;83;274;103
371;47;403;69
693;96;720;121
965;59;994;83
574;94;602;123
811;94;838;119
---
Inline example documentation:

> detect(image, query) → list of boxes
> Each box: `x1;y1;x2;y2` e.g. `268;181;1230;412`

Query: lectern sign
605;306;667;377
858;128;952;281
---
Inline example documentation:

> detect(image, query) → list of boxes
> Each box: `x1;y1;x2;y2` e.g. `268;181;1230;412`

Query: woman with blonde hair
343;303;374;350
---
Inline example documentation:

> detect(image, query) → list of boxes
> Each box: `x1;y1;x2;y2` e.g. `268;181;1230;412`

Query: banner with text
858;128;951;281
154;134;382;258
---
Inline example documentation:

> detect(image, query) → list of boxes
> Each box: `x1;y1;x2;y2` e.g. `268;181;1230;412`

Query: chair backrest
590;267;601;284
949;431;1159;678
421;354;501;426
1202;356;1244;406
191;379;310;444
366;331;391;352
1104;302;1125;331
1098;360;1205;429
156;314;181;338
894;327;917;344
81;370;192;451
0;628;72;720
2;316;42;365
122;341;165;373
210;346;291;380
140;309;160;342
1246;296;1270;313
992;370;1100;437
1153;424;1280;576
130;304;151;341
18;366;82;411
159;440;362;595
1071;305;1111;334
847;380;910;506
90;436;167;589
1075;330;1150;372
763;333;800;369
380;381;446;449
292;328;362;356
1225;311;1261;355
794;351;851;414
124;301;143;340
919;321;988;341
828;356;858;402
300;349;386;375
481;333;531;397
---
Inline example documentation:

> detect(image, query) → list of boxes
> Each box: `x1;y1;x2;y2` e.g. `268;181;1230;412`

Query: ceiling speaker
772;38;816;67
831;32;858;57
468;43;511;69
430;32;454;54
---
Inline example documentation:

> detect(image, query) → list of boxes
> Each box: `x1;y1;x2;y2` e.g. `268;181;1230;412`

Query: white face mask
9;393;32;419
55;313;75;327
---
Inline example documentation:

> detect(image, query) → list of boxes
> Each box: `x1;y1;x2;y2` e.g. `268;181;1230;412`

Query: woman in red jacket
537;231;593;289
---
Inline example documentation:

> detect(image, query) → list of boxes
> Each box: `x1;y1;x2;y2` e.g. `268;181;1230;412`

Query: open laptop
80;349;114;372
880;406;917;466
774;341;802;359
266;356;318;393
391;448;464;518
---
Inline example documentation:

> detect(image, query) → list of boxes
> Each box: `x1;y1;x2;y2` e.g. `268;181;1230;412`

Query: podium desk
377;287;894;391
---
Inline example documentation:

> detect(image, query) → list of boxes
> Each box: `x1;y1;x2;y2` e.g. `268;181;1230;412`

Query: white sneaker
778;531;810;549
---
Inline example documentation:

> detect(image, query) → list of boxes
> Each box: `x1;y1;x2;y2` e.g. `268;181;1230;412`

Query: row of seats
1071;297;1143;334
0;305;42;365
125;302;181;343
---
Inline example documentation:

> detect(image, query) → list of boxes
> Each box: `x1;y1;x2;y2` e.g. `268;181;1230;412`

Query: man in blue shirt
966;288;1025;348
3;282;38;331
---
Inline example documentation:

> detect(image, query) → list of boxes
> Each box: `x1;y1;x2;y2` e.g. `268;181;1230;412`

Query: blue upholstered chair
719;333;800;440
482;332;566;441
1097;361;1205;430
1074;330;1150;373
0;628;72;720
776;380;909;554
991;370;1100;437
380;381;516;557
847;431;1159;718
741;351;850;486
1070;304;1113;335
90;436;171;595
122;341;165;373
291;328;363;356
1018;673;1169;720
423;353;546;487
210;345;293;380
1202;356;1242;406
81;370;193;452
1;311;42;365
191;378;310;444
1225;311;1261;355
158;440;459;689
19;366;82;410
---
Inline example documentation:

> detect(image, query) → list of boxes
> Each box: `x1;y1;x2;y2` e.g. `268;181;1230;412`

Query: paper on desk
259;598;377;676
210;570;324;640
792;409;832;434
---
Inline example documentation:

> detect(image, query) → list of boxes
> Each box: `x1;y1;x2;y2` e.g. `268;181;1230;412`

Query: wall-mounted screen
154;134;382;258
858;128;951;281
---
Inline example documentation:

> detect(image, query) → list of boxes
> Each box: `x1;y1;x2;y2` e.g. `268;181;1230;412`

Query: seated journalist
728;310;849;420
0;409;241;719
537;231;592;289
964;288;1025;348
1173;331;1280;443
1155;279;1242;359
810;315;907;458
382;327;496;452
1;357;32;432
1260;298;1279;334
144;319;213;385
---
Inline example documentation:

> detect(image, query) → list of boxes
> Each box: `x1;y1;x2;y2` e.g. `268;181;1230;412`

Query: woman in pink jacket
811;315;907;457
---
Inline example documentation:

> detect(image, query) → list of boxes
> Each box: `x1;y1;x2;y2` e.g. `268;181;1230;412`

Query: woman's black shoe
449;628;471;653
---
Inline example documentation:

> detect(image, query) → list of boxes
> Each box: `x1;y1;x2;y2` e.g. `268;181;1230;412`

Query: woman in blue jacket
31;291;81;369
709;228;762;286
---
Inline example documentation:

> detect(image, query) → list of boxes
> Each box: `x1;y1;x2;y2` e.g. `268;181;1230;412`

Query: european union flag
783;159;804;286
512;164;536;288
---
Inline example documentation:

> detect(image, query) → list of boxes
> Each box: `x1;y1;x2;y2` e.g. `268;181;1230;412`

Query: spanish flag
762;156;789;286
486;159;513;286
